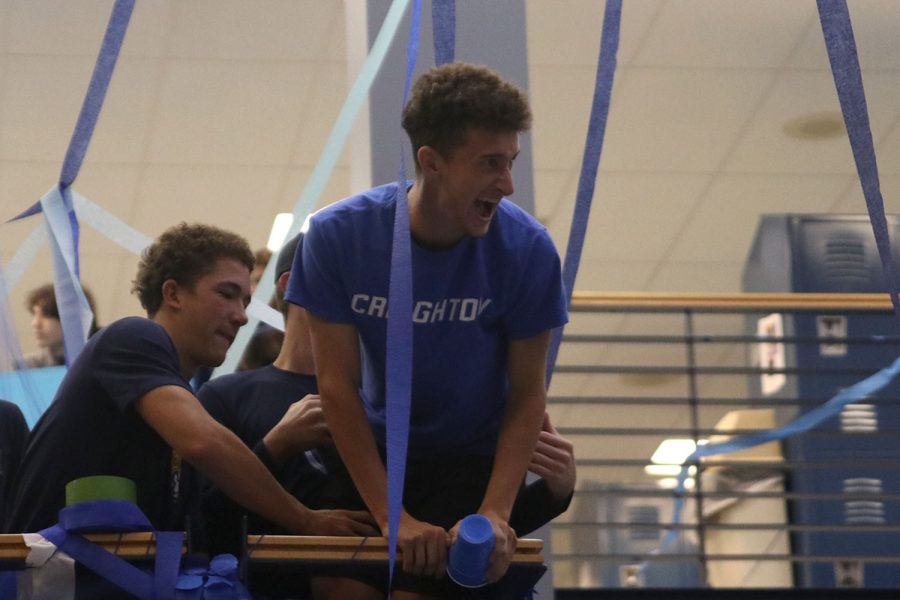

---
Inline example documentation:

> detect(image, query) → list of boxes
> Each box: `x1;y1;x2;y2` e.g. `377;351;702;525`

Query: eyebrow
216;281;251;306
481;150;520;162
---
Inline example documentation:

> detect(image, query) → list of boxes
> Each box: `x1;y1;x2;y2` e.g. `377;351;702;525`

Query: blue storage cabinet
743;214;900;588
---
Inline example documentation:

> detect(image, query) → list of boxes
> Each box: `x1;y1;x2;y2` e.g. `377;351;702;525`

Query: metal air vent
823;237;870;286
843;478;885;525
840;403;878;433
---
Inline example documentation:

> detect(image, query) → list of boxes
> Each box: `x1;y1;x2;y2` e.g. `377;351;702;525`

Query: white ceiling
2;0;900;341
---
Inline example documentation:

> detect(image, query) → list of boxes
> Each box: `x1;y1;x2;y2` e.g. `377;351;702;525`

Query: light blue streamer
40;186;94;365
214;0;414;378
72;192;152;254
3;223;47;292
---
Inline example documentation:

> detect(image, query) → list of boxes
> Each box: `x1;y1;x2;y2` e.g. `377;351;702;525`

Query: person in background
235;246;284;371
250;248;273;294
22;283;99;368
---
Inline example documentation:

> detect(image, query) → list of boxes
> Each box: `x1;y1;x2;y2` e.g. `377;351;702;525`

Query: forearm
184;425;311;533
479;391;545;521
322;390;389;529
140;386;313;533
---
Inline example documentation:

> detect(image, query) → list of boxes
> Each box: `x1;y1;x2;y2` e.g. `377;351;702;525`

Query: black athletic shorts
313;445;498;596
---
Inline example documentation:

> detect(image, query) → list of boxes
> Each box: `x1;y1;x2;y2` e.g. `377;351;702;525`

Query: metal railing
548;292;900;590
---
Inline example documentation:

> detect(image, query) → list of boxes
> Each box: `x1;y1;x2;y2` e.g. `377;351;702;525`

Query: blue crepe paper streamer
432;0;455;66
385;1;422;591
818;0;900;328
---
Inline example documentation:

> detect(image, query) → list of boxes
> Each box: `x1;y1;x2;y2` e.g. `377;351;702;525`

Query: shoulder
308;183;398;233
99;317;172;347
490;200;559;257
0;399;25;422
200;368;258;397
495;200;551;239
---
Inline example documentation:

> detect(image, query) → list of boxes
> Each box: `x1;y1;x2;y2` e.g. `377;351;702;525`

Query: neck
152;313;198;380
407;180;461;250
272;325;315;375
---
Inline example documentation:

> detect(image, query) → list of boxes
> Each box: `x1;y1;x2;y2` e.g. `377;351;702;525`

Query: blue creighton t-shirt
287;182;568;459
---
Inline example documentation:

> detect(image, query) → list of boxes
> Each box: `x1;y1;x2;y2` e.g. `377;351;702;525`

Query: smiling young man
290;63;568;598
5;223;375;543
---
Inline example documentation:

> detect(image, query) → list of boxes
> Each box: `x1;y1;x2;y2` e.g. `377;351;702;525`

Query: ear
277;271;291;295
160;279;183;311
417;145;441;175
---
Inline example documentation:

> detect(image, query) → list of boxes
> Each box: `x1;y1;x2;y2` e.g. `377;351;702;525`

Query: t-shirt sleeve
92;320;193;413
504;230;569;340
285;214;355;324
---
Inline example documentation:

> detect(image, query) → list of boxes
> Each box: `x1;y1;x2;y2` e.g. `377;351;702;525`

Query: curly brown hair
132;223;254;316
402;62;532;170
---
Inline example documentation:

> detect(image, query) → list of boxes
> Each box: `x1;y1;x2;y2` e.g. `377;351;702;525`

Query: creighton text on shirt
351;294;492;323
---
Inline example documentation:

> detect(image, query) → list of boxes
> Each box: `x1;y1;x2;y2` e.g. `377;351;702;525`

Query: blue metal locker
743;214;900;587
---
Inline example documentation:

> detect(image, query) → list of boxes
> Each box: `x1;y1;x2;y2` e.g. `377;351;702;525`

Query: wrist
291;503;316;534
262;431;290;462
477;506;510;524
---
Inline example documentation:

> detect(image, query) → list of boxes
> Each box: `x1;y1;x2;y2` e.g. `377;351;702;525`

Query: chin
202;351;227;368
469;224;493;238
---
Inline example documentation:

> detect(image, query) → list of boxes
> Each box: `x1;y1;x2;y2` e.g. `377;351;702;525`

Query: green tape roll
65;475;136;506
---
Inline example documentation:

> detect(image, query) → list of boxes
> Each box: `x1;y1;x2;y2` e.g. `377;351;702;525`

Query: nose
235;301;249;327
497;164;514;197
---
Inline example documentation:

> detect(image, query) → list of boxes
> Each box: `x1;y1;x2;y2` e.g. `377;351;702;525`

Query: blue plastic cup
447;514;496;588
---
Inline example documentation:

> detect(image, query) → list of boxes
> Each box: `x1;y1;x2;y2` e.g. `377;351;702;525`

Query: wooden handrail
0;533;542;565
246;535;543;563
571;291;896;312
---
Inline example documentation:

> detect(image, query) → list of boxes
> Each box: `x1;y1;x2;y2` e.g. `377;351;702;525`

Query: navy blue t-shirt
4;317;194;533
197;365;326;505
197;365;325;555
0;399;28;525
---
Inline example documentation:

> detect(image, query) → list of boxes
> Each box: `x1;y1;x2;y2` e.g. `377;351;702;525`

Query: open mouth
475;198;498;219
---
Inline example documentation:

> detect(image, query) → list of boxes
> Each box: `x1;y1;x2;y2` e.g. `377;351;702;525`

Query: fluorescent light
657;477;695;490
266;213;294;252
650;439;698;466
644;464;697;477
644;438;706;478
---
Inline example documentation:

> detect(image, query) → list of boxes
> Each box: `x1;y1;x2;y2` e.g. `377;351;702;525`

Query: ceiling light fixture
644;438;706;478
266;213;294;252
782;111;845;141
